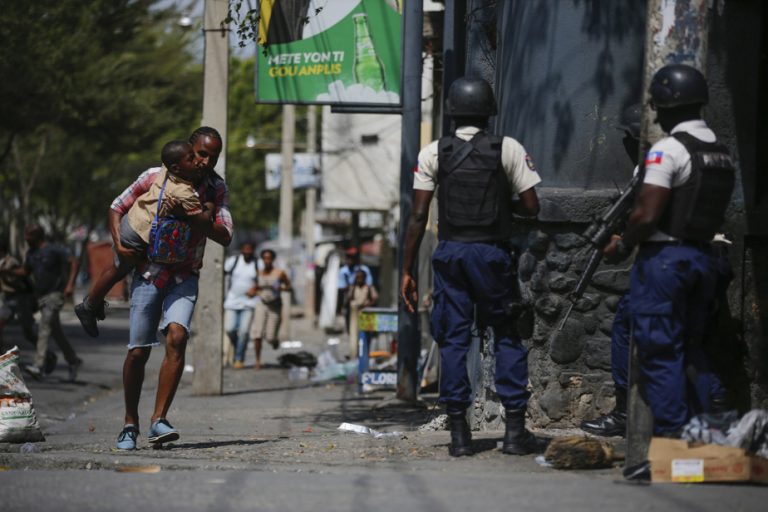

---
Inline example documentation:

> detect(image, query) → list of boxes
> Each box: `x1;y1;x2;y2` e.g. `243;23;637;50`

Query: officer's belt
640;240;713;250
469;240;514;252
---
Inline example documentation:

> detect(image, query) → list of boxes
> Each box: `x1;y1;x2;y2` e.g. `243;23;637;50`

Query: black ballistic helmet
616;103;642;139
446;77;497;117
649;64;708;108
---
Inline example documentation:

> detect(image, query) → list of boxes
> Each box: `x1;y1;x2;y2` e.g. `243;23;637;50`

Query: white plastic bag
0;346;45;442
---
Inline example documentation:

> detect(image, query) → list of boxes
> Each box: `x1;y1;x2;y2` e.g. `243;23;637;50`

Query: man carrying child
78;127;232;450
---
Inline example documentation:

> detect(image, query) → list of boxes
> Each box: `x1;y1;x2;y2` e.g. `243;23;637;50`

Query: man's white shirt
642;119;716;241
414;126;542;196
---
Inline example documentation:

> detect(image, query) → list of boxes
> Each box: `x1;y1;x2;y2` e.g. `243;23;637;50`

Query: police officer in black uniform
401;77;544;456
603;64;736;436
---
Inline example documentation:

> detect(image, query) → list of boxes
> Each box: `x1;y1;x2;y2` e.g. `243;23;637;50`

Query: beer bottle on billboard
352;13;387;91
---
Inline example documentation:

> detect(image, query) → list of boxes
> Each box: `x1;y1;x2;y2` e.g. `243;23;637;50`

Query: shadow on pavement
153;439;272;451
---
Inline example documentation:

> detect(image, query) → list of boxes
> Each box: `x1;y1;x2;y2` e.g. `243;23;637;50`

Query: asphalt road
1;306;767;511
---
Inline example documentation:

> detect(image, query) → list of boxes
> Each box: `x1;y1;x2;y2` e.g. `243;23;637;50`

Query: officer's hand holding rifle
558;168;644;329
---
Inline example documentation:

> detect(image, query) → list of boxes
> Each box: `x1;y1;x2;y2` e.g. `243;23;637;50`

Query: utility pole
626;0;711;467
396;0;424;402
304;105;318;324
278;104;295;340
279;105;295;250
193;0;228;396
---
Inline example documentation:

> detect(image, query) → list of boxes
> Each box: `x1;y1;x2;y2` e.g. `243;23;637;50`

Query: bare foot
254;361;262;370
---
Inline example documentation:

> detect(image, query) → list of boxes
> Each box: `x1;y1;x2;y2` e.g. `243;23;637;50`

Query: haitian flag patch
645;151;664;165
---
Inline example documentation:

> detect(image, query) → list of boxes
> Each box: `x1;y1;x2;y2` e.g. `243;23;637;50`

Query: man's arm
603;184;670;257
64;253;77;298
109;168;158;259
108;210;140;260
198;182;233;247
400;189;434;314
512;187;540;217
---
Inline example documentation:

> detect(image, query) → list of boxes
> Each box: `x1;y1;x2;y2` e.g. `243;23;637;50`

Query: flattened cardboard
648;437;768;484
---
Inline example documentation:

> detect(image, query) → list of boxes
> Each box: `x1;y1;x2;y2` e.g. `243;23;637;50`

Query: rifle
558;165;645;330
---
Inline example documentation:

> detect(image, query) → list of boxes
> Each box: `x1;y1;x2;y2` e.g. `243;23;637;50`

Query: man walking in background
18;225;81;381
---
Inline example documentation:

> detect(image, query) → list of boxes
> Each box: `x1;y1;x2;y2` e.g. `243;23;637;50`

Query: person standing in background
17;225;81;382
224;242;259;369
346;269;378;360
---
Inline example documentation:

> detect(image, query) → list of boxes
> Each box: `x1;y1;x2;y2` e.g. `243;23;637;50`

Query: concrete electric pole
304;105;318;324
626;0;711;467
193;0;229;396
278;104;296;340
396;0;424;402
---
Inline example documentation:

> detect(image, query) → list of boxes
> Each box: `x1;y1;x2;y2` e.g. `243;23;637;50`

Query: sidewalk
1;306;766;511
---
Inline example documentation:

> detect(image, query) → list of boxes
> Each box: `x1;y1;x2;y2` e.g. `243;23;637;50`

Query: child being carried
75;140;214;337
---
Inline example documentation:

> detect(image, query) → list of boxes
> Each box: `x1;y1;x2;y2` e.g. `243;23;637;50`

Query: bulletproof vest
657;132;736;241
436;132;514;242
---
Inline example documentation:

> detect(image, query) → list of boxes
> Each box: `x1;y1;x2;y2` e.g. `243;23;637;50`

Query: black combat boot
580;388;627;437
447;411;473;457
502;408;546;455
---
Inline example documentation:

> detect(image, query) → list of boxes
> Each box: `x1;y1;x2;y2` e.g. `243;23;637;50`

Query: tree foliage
226;57;310;235
0;0;202;245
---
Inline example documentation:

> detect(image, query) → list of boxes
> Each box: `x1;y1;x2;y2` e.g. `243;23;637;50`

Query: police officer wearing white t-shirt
401;77;545;457
224;242;260;368
603;64;736;436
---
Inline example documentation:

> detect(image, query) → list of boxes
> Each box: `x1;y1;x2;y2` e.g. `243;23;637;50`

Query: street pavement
1;304;766;511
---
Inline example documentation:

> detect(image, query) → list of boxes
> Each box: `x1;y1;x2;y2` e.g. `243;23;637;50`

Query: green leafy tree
227;57;309;235
0;0;202;249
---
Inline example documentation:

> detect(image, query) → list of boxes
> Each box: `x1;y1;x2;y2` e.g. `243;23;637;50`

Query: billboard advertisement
255;0;402;105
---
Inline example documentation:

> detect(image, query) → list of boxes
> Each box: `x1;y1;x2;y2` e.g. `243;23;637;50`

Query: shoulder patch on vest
525;154;537;171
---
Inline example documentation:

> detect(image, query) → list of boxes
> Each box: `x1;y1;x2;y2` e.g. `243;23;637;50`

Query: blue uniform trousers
610;292;724;411
628;242;724;434
610;294;632;392
430;241;529;413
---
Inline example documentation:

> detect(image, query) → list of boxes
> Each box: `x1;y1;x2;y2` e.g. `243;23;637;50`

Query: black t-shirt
24;243;70;297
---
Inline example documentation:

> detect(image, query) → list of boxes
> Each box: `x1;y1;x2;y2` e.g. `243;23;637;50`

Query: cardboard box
648;437;768;484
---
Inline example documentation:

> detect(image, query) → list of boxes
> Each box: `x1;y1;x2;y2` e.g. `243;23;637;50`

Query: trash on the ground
681;409;768;458
543;436;613;470
278;351;318;369
288;366;310;381
19;442;41;454
418;414;448;432
535;455;554;468
66;412;77;421
183;364;194;373
338;422;403;439
368;353;397;371
0;347;45;443
648;437;768;484
115;464;162;473
312;350;357;382
681;410;739;445
725;410;768;458
280;340;303;349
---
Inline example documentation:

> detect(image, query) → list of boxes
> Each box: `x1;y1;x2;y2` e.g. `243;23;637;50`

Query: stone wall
461;1;768;430
467;190;633;430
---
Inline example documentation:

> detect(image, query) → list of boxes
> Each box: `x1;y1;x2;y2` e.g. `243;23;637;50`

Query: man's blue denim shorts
128;274;198;349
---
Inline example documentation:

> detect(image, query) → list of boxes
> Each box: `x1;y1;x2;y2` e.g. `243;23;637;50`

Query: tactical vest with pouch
657;132;736;241
436;132;514;242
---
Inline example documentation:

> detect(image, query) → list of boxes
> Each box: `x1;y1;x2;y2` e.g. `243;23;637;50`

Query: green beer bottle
352;13;387;91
